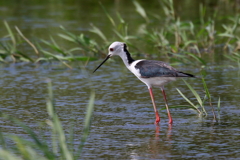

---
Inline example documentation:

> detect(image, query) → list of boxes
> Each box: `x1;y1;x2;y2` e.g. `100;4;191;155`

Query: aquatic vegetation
176;77;220;122
96;2;138;50
0;81;95;160
0;22;97;66
0;1;240;67
0;21;34;63
132;0;240;67
225;52;240;68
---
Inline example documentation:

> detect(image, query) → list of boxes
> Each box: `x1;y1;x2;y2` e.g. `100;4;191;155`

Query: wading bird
93;42;195;124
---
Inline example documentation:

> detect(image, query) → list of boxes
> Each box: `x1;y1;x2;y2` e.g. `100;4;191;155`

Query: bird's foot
155;117;160;125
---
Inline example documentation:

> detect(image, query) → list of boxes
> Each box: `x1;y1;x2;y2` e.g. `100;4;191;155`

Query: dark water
0;0;240;159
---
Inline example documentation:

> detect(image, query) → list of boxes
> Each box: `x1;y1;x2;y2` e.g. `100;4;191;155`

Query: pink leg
161;87;173;124
148;87;160;124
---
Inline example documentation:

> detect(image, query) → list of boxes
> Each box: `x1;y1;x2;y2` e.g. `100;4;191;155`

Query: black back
135;60;195;78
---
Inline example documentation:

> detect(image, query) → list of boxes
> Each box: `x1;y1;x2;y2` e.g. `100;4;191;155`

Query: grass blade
58;33;76;43
41;39;66;56
16;51;34;62
11;136;32;160
89;24;107;42
0;128;6;150
15;26;39;56
0;149;22;160
75;91;95;159
99;2;116;27
201;76;211;100
133;0;149;23
176;88;201;113
182;79;203;107
201;75;217;121
185;52;206;66
0;114;55;159
4;21;16;48
47;80;73;160
217;97;221;121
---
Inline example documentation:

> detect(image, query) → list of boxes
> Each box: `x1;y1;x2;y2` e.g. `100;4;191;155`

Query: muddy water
0;61;239;159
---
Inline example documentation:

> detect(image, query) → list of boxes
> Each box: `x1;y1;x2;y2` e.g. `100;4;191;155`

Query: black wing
135;60;195;78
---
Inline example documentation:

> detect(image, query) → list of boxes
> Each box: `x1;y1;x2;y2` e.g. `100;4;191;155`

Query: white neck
119;53;130;67
117;50;135;68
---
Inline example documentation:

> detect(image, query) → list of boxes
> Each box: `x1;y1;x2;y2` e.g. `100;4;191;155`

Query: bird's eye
110;48;114;52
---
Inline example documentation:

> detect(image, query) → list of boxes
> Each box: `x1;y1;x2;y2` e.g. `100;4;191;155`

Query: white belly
137;76;176;88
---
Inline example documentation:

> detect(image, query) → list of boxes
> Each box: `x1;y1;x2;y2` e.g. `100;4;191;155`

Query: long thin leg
148;87;160;124
161;87;173;124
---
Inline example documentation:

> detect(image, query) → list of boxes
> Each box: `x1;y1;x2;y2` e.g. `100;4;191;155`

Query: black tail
177;71;196;78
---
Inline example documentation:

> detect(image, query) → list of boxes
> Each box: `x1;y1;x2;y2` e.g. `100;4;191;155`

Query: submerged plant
0;80;95;160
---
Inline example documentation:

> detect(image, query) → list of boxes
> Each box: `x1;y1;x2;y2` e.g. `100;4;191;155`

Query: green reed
0;1;240;67
176;76;220;122
0;21;97;66
0;21;34;63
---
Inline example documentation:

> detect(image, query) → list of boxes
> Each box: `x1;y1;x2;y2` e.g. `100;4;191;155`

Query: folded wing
135;60;195;78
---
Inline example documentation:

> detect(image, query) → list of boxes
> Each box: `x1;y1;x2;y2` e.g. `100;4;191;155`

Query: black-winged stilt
93;42;195;124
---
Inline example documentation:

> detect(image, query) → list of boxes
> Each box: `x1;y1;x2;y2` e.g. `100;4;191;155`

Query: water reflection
155;124;172;140
129;120;240;159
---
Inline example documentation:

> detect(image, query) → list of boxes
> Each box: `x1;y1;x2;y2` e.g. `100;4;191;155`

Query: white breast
138;76;176;88
127;60;144;77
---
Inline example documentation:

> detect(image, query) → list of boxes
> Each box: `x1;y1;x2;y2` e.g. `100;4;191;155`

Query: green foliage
1;1;240;67
0;80;95;160
0;22;97;66
225;52;240;68
0;21;34;63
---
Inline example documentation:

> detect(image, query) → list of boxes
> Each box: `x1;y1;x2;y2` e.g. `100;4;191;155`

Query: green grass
175;76;220;122
0;22;97;67
0;80;95;160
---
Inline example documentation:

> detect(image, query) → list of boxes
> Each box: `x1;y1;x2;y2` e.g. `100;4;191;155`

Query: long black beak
93;55;111;73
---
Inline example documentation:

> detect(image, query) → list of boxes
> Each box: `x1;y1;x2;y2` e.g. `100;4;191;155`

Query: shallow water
0;61;240;159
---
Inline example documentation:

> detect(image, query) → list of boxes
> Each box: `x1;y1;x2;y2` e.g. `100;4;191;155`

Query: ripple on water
0;62;239;159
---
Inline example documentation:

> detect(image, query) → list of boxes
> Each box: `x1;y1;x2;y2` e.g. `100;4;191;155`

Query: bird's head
93;41;126;73
108;41;125;57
